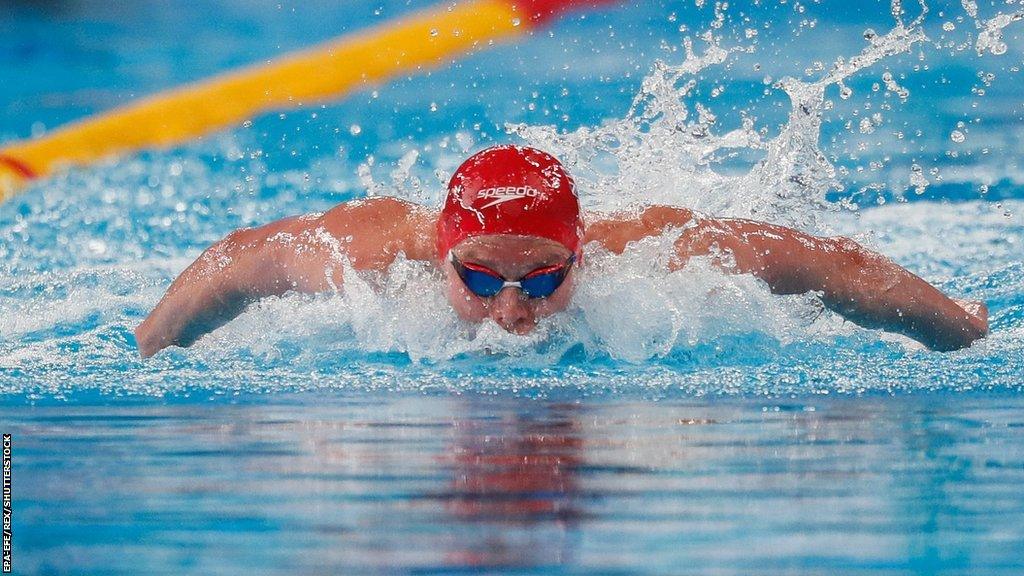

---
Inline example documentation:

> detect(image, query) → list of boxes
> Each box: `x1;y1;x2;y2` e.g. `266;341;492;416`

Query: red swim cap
436;145;583;258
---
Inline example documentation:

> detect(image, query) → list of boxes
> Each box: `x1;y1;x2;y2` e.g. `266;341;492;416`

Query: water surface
6;392;1024;575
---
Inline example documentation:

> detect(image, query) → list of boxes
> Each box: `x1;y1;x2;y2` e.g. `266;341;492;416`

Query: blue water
2;0;1024;573
4;392;1024;574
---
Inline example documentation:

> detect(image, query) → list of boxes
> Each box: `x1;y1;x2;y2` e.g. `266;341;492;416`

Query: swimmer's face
445;235;576;335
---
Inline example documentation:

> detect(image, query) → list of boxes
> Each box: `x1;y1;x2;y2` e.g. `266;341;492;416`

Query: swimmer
135;145;988;357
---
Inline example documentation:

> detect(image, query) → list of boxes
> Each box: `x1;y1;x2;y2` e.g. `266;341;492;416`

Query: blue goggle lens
452;255;574;299
460;267;506;297
519;272;564;298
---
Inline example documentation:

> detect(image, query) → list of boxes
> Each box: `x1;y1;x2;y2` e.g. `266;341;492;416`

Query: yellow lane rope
0;0;561;202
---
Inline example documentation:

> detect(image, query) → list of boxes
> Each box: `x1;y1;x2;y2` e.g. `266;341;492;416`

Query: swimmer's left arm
672;216;988;351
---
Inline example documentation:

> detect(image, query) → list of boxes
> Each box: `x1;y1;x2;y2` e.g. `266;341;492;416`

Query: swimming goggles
450;253;576;299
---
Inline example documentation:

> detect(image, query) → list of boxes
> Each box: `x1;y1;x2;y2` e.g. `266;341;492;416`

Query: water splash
510;8;927;233
974;10;1024;56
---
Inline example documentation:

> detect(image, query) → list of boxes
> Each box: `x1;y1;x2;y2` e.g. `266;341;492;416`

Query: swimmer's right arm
134;214;328;358
135;197;434;357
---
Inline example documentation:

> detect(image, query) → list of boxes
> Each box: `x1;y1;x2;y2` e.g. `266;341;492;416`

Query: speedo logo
475;186;540;209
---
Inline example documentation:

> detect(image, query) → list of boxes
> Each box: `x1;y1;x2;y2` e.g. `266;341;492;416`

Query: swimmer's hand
135;198;434;357
135;213;329;358
952;298;989;335
657;210;988;351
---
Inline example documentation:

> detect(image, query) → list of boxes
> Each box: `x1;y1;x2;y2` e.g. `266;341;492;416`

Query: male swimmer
135;145;988;357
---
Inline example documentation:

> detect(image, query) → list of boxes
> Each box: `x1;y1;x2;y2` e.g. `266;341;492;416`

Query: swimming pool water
2;0;1024;573
4;392;1024;575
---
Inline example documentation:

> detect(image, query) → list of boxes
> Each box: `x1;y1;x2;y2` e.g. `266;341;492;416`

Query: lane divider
0;155;34;200
0;0;618;203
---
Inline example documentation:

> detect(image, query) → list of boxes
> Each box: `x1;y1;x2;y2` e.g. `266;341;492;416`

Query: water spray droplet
910;163;929;195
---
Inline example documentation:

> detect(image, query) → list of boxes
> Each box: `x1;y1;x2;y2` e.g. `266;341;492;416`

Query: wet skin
135;197;988;357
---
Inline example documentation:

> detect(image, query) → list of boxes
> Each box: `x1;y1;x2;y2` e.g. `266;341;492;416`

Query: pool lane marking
0;155;35;203
0;0;619;203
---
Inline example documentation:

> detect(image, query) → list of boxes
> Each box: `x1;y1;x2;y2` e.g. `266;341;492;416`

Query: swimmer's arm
134;215;336;357
673;218;988;351
135;197;435;357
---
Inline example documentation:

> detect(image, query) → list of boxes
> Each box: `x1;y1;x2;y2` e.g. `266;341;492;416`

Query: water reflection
443;402;583;568
4;394;1024;574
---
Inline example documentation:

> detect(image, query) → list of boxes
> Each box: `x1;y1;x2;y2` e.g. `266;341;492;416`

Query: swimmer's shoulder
583;205;694;254
317;196;437;263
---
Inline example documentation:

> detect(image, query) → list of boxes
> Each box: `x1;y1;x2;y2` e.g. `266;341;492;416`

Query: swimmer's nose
489;287;535;334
